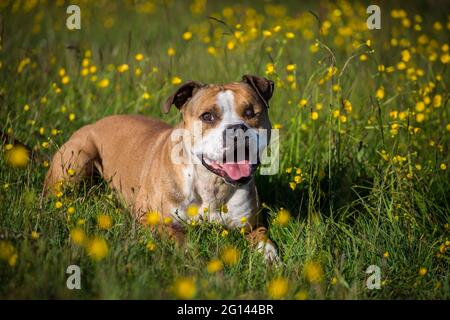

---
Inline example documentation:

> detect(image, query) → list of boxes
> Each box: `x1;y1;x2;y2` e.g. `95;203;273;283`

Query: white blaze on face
217;90;241;126
192;90;241;162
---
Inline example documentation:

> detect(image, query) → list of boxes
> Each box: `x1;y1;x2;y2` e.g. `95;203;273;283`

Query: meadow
0;0;449;299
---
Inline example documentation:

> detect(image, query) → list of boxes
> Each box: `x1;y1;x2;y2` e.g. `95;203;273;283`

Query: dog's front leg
246;226;279;263
138;211;186;245
155;223;186;245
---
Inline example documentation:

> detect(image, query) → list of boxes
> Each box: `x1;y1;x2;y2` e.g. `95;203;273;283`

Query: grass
0;0;449;299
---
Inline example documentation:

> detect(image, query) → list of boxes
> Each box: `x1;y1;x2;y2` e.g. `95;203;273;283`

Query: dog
44;74;278;261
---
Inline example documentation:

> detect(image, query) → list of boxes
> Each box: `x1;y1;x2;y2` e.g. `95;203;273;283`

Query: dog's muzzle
200;124;260;186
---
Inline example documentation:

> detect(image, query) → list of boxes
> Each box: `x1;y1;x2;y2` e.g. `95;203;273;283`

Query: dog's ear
241;74;274;108
163;81;204;114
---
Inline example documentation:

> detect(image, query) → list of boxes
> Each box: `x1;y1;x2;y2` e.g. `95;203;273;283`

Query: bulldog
44;74;278;261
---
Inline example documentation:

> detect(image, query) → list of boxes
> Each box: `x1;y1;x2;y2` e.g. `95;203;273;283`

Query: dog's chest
173;166;257;229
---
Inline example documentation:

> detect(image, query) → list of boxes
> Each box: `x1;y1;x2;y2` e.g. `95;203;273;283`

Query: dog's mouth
200;155;258;186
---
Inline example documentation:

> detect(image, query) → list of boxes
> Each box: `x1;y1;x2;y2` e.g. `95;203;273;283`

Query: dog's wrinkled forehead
163;75;274;116
184;83;266;118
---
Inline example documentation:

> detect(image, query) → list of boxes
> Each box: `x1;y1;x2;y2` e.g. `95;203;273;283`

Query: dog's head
164;75;274;186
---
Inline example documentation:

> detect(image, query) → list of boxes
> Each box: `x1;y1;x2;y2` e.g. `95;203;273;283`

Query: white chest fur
171;164;257;229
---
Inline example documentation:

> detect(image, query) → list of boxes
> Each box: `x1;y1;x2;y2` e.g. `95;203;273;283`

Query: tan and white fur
44;75;278;261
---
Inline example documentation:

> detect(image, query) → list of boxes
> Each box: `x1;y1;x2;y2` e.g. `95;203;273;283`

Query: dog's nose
223;123;249;147
224;123;248;136
223;124;250;163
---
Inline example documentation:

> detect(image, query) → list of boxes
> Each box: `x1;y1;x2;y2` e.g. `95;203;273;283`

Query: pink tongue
221;161;251;180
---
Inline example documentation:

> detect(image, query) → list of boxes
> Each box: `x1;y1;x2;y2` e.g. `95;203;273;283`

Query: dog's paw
256;241;279;263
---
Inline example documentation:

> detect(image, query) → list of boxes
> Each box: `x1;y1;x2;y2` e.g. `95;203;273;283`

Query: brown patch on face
181;82;271;133
223;83;271;131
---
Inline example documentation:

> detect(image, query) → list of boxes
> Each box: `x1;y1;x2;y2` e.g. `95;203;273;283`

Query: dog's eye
200;112;215;122
244;107;255;119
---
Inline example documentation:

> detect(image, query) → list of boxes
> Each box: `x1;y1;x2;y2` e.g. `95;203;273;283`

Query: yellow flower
299;99;308;107
383;251;390;258
67;207;76;215
221;229;229;237
330;277;338;285
182;31;192;41
286;64;296;72
206;258;223;273
416;113;425;123
397;61;406;70
0;241;18;267
286;75;295;83
145;211;160;226
294;290;308;300
432;94;442;108
61;75;70;85
142;92;151;100
87;237;109;261
117;64;129;73
67;168;75;176
69;113;76;121
440;163;447;170
274;208;291;226
343;100;352;112
375;87;385;100
167;47;176;56
31;231;40;240
70;228;85;245
289;182;296;190
5;145;29;168
173;277;196;299
272;123;283;129
97;214;112;230
304;261;324;283
186;204;199;218
262;30;272;37
221;246;240;266
146;241;156;251
311;111;319;121
82;58;89;68
171;76;182;85
135;53;144;61
97;78;110;88
418;267;427;276
265;63;275;75
401;49;411;62
207;46;217;55
440;53;450;64
267;277;288;299
415;101;425;112
433;21;443;31
285;32;295;39
55;201;63;209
